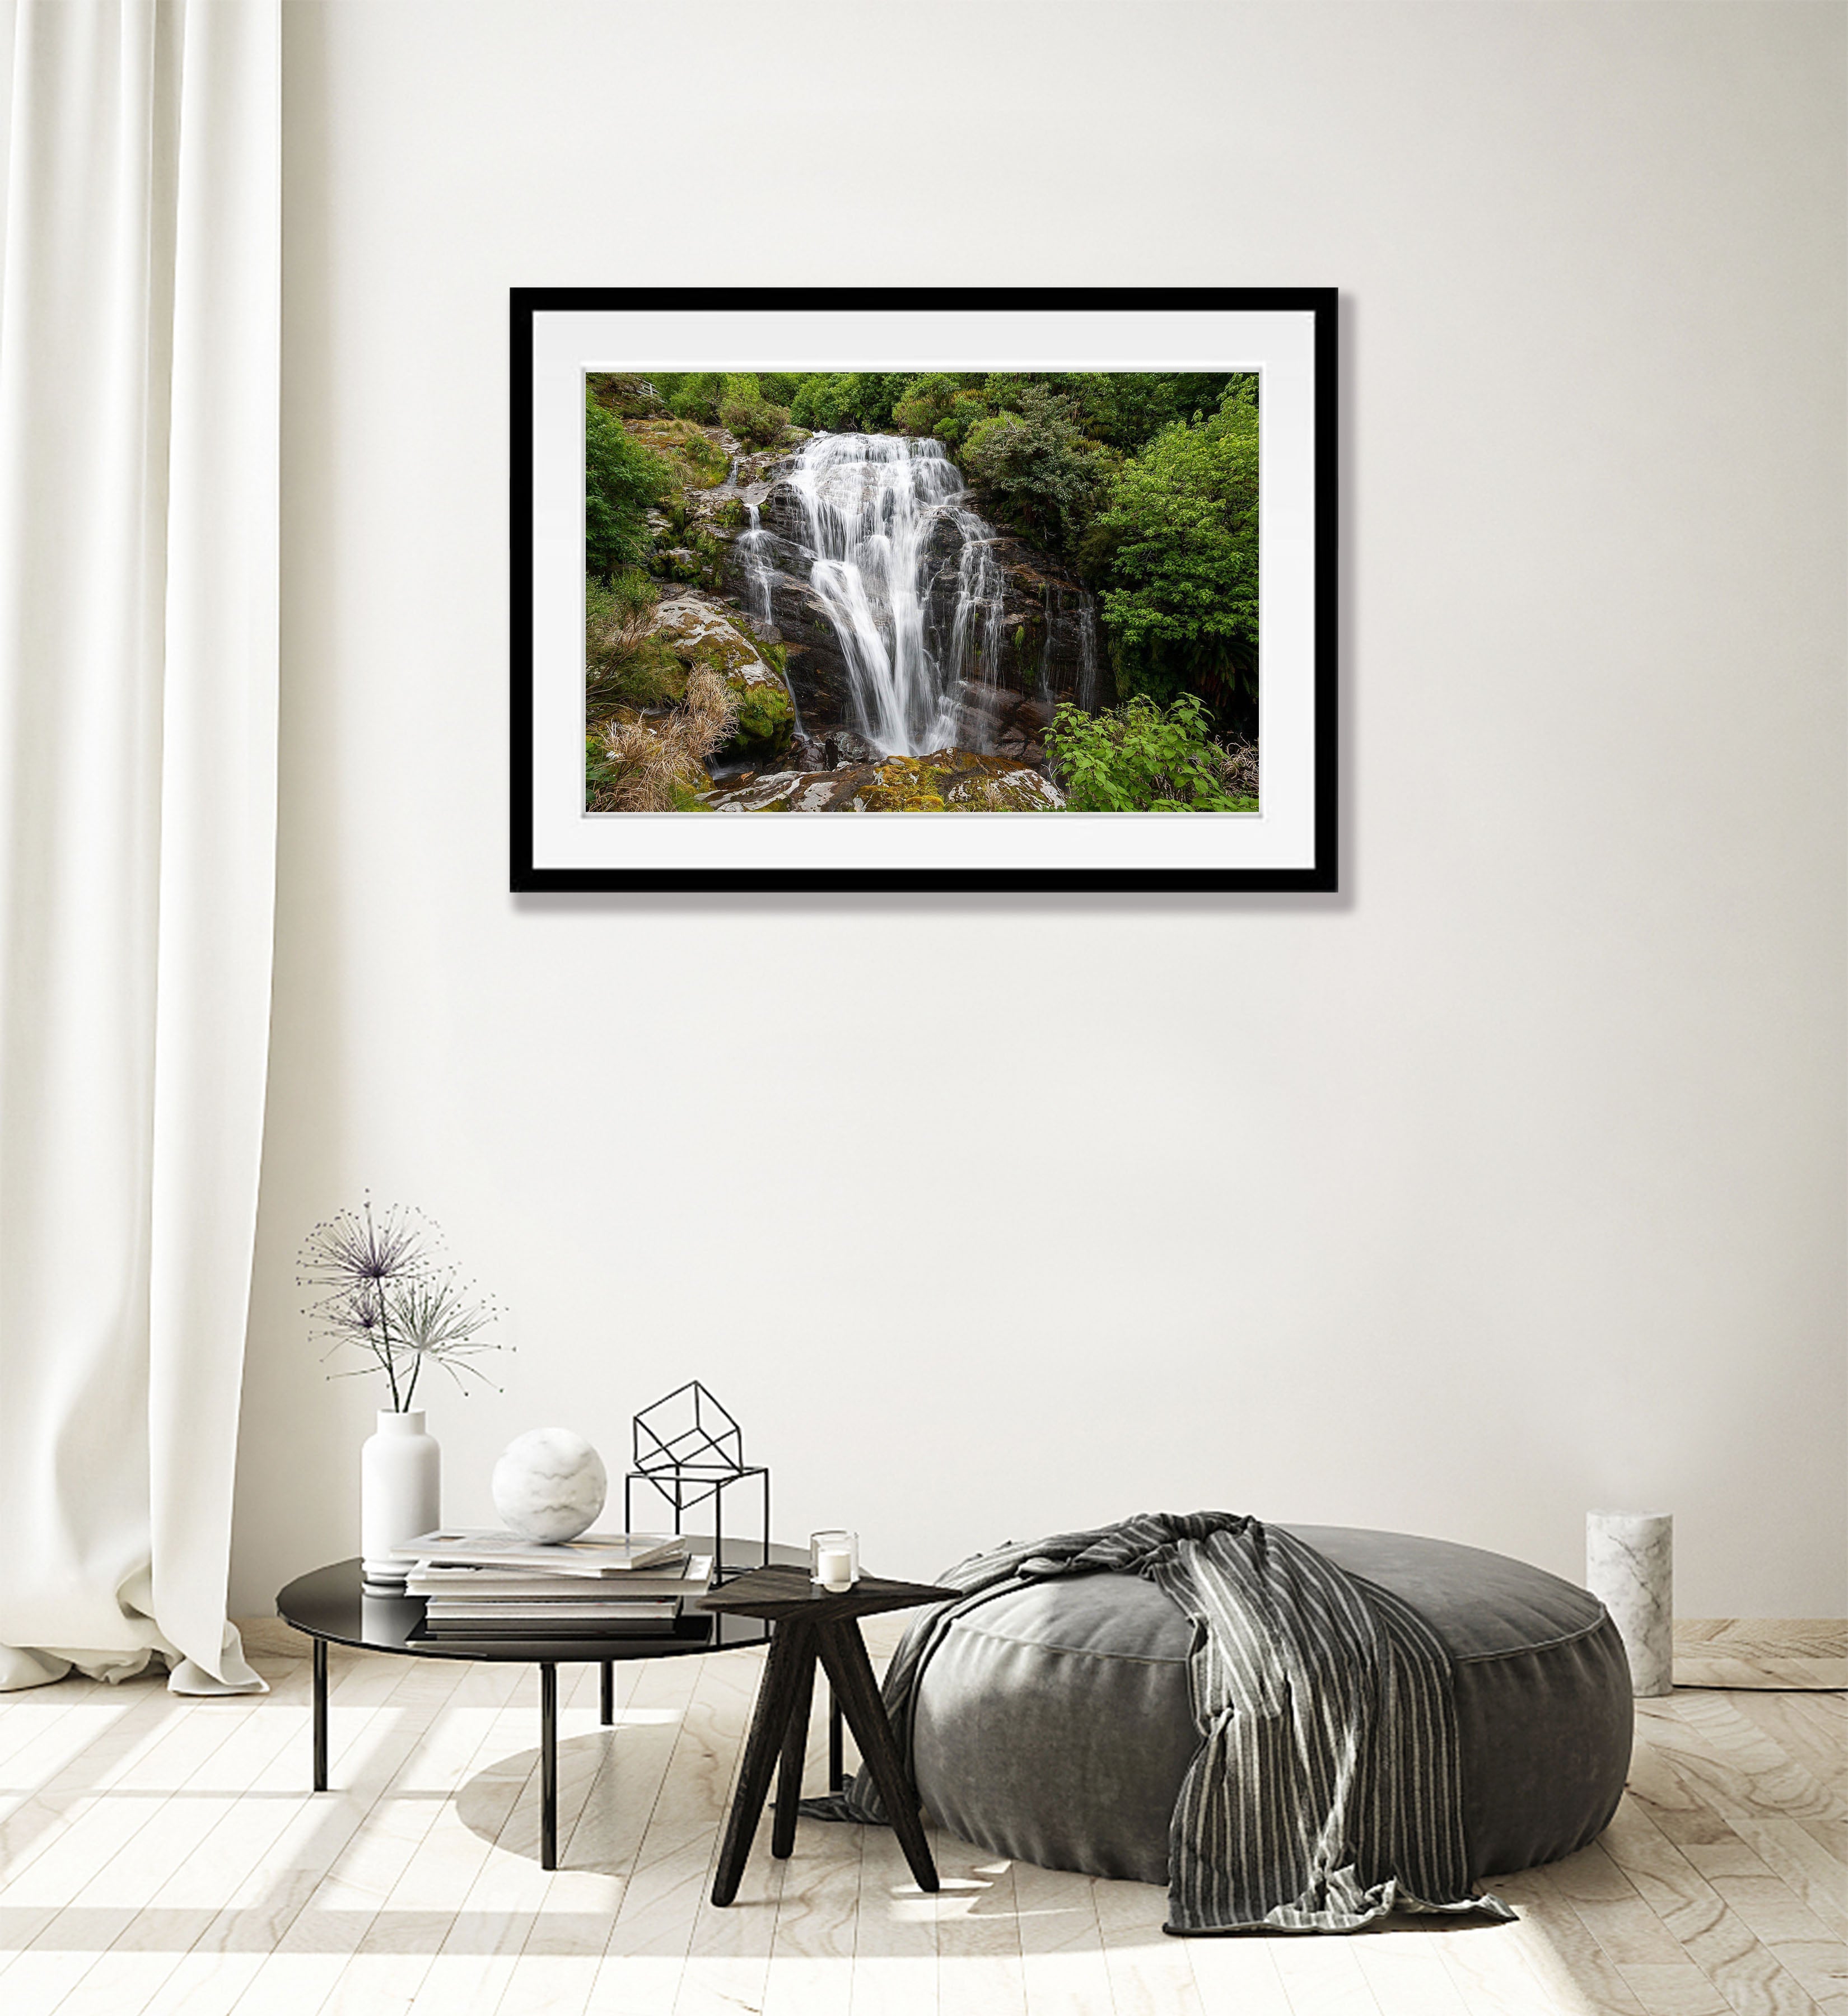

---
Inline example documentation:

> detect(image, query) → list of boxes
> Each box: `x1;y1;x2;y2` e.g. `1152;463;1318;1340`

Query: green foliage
1094;386;1259;721
962;385;1108;550
934;388;995;450
620;366;1264;731
655;372;724;423
586;572;684;712
585;395;673;580
1067;372;1253;450
586;372;665;419
787;371;910;432
718;372;790;449
891;372;964;437
602;566;656;629
787;374;848;431
1043;694;1247;813
677;431;730;489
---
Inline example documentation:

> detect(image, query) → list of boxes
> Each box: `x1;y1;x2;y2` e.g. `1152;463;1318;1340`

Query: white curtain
0;0;279;1693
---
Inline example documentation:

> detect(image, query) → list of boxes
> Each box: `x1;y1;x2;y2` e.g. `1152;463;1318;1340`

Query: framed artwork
510;288;1337;892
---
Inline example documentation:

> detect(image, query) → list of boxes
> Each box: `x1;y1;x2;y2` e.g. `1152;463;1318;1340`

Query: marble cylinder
1586;1510;1673;1697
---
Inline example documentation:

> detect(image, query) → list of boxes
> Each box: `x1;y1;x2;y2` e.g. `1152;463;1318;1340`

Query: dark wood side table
697;1566;958;1907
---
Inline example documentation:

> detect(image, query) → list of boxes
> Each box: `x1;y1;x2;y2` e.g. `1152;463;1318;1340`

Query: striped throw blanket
804;1510;1514;1935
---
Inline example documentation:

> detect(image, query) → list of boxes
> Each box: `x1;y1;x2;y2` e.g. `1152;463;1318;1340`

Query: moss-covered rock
936;753;1065;810
648;596;795;762
852;757;949;811
725;663;796;757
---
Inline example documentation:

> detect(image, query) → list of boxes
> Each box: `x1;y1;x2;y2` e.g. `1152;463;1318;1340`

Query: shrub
660;372;724;423
934;387;994;450
790;372;871;432
1042;693;1244;812
585;395;673;579
1095;386;1259;722
962;385;1107;552
787;371;909;433
586;571;683;712
718;372;790;449
892;373;963;438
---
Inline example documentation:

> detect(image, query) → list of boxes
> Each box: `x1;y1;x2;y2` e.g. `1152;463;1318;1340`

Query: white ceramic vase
361;1409;441;1588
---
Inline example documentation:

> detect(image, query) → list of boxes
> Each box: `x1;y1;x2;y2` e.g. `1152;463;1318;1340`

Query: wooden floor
0;1617;1837;2015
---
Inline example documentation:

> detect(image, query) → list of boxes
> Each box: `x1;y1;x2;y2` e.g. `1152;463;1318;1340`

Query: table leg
600;1661;614;1728
711;1620;811;1907
771;1632;816;1860
540;1663;558;1872
829;1685;844;1791
815;1624;938;1894
312;1639;328;1793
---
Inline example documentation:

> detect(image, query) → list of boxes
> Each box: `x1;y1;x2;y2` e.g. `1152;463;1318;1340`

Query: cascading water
1076;599;1103;712
754;431;1094;759
777;433;996;755
744;431;1103;760
739;502;776;631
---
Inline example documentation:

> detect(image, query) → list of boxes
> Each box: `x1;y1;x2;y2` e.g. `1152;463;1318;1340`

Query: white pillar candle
818;1548;853;1592
1586;1510;1673;1698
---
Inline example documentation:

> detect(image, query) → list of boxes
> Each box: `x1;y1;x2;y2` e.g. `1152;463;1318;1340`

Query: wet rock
935;756;1065;812
701;748;1064;814
945;687;1057;767
649;597;795;762
788;727;881;772
722;473;1107;727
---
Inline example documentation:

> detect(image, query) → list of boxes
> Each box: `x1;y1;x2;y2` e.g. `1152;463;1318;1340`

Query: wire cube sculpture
625;1380;768;1583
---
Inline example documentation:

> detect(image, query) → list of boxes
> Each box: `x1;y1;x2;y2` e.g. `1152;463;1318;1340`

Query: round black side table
277;1539;808;1870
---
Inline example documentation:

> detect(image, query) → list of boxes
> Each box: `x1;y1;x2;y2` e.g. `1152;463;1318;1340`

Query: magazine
401;1528;688;1574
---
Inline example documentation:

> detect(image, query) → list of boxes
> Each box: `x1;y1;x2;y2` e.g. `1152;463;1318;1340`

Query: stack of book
402;1529;714;1640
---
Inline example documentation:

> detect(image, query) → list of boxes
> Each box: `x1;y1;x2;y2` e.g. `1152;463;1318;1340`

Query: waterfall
739;503;775;631
1077;599;1102;712
752;435;1005;756
747;431;1104;760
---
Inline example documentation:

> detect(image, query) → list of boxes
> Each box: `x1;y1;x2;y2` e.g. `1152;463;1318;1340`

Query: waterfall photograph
583;370;1261;815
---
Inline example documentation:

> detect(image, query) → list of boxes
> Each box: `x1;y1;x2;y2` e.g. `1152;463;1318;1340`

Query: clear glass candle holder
809;1529;858;1592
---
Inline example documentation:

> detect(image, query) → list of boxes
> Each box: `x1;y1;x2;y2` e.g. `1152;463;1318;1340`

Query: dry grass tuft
1218;740;1259;800
588;663;738;812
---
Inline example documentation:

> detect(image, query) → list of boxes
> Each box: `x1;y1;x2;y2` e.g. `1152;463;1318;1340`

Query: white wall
231;1;1847;1620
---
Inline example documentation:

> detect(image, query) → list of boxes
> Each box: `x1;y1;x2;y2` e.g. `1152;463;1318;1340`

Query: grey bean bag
910;1524;1632;1884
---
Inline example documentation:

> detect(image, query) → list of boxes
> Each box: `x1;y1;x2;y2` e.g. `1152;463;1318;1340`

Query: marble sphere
492;1429;608;1543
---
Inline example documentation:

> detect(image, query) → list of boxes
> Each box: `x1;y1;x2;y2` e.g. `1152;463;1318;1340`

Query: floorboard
0;1615;1834;2014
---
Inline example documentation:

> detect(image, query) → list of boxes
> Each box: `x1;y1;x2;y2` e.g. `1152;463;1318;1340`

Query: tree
962;385;1108;552
657;372;723;423
1068;372;1253;451
1094;386;1259;724
789;372;856;431
891;372;963;438
584;394;673;580
787;371;911;432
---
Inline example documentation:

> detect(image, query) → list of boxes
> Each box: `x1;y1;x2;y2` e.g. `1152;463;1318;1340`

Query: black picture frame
511;287;1338;893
